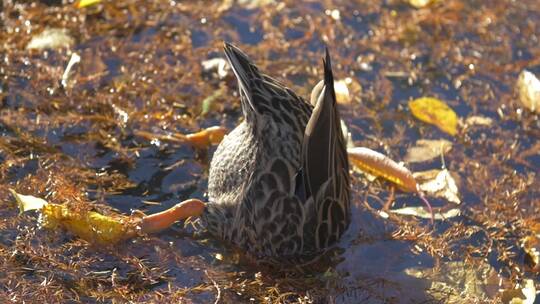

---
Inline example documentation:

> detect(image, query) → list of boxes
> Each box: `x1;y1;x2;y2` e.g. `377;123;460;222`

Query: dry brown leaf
404;139;452;163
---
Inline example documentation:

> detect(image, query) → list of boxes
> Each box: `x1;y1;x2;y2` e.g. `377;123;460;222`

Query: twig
205;270;221;304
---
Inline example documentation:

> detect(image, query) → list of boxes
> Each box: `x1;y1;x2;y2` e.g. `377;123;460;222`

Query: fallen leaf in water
500;279;536;304
465;115;494;127
409;97;459;136
11;190;136;245
409;0;438;8
41;203;136;245
201;58;229;79
348;147;435;222
334;79;351;105
238;0;276;9
26;28;74;50
404;139;452;163
348;147;418;192
390;206;460;220
517;70;540;113
414;169;461;204
334;78;361;105
405;260;505;302
75;0;102;8
10;189;48;214
12;188;206;245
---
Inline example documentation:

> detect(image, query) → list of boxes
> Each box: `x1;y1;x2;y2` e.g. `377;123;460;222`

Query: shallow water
1;0;539;303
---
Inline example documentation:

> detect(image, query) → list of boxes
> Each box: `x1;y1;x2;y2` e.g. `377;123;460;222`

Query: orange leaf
348;147;418;192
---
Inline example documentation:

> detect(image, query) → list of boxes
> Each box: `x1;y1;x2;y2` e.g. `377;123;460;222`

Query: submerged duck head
204;43;351;262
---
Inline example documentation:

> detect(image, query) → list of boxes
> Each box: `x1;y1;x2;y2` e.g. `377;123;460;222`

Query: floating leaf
409;97;459;135
414;169;461;204
12;188;205;245
516;70;540;113
26;28;74;50
409;0;438;8
348;147;418;192
348;147;434;222
334;78;361;105
41;203;136;245
75;0;102;8
404;139;452;163
390;206;460;220
465;115;494;127
10;189;48;214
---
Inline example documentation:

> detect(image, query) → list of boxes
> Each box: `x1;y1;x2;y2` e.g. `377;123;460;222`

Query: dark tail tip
223;41;236;56
323;47;335;99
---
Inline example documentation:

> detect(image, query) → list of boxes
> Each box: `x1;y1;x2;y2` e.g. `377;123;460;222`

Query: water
0;0;539;303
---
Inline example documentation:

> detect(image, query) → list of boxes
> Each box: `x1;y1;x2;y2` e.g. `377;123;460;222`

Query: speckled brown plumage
203;43;350;261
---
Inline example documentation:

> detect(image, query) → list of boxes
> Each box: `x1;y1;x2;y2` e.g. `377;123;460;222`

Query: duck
202;43;351;261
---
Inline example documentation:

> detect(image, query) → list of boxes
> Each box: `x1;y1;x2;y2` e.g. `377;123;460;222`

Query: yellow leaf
10;189;48;214
42;203;136;245
334;78;361;105
76;0;102;8
409;97;458;136
409;0;437;8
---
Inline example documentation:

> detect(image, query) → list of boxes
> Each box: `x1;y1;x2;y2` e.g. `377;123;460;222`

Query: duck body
204;43;350;261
